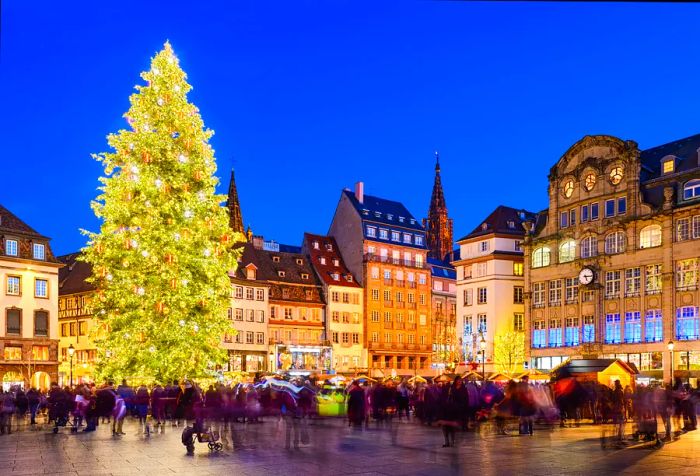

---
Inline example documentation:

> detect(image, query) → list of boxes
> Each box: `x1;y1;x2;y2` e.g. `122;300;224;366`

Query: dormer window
331;273;340;281
684;179;700;200
246;267;257;280
295;258;303;265
507;220;515;229
278;271;286;277
410;219;416;225
320;257;326;265
398;216;405;223
379;229;389;240
662;156;676;174
301;273;309;280
272;256;280;263
374;211;381;218
33;243;45;260
325;243;333;251
332;259;339;267
387;214;393;220
313;241;319;250
481;223;488;231
362;209;369;216
346;275;353;282
5;239;18;257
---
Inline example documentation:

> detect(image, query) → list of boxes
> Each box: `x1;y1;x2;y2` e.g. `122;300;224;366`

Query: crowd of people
0;375;698;451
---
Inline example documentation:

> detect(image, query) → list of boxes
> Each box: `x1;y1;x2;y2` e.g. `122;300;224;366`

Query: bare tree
494;331;525;377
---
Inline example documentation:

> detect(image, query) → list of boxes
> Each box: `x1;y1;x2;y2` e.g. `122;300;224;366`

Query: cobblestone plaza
2;418;700;475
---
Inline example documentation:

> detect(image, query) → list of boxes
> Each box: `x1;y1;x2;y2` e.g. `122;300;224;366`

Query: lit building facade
224;242;269;373
524;134;700;383
303;233;364;374
429;258;457;371
254;237;329;375
453;206;534;375
0;205;61;390
330;182;433;376
57;253;98;384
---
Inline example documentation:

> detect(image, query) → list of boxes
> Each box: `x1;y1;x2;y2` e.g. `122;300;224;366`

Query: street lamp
67;344;75;387
667;340;675;384
479;335;487;382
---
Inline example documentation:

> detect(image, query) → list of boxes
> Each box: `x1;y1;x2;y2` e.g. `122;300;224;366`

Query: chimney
355;181;364;204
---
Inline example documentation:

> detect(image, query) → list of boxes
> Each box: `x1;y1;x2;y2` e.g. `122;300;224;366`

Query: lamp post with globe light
668;340;674;384
480;335;487;382
68;344;75;387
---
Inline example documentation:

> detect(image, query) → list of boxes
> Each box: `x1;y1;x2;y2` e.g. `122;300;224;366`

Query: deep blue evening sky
2;2;699;256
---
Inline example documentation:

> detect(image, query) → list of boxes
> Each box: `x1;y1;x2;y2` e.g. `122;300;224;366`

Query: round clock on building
579;267;595;285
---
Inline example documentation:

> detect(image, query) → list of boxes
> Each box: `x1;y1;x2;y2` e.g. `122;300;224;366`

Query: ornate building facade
330;182;433;376
524;134;700;383
453;206;534;375
424;153;454;261
429;258;457;371
303;233;365;374
0;205;61;390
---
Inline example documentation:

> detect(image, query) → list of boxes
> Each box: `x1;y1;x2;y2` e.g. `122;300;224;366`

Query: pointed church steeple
227;169;245;236
424;151;453;260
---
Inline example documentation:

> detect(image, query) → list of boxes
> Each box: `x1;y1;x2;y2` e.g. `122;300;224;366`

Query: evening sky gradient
1;1;699;256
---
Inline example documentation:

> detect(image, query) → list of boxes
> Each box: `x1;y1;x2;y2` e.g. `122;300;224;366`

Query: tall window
605;270;621;299
549;280;562;305
5;239;18;256
590;203;599;220
548;319;562;347
684;179;700;200
624;268;641;297
677;218;690;242
677;259;698;290
565;317;579;347
640;225;662;248
580;236;597;258
532;282;545;307
513;286;524;304
477;287;487;304
513;262;523;276
478;314;487;333
33;243;45;260
624;312;641;343
560;211;569;228
565;278;578;304
463;289;473;306
35;279;48;298
513;313;524;332
6;276;20;295
581;204;589;222
645;264;662;294
6;309;21;335
582;316;595;343
693;216;700;239
559;240;576;263
645;310;662;342
34;311;48;337
533;320;546;348
532;247;551;268
605;199;615;218
605;314;621;344
676;306;700;341
605;231;626;254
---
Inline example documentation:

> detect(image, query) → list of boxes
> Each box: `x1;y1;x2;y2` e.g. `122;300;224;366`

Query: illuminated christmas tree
82;42;241;382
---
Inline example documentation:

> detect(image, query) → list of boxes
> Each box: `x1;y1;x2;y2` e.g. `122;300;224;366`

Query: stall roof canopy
554;359;639;377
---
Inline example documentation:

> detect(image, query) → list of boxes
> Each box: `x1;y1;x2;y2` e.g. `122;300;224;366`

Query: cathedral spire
227;168;245;236
425;151;453;260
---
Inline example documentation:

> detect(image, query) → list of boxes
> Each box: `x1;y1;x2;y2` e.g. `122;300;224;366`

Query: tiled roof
343;190;424;231
457;205;537;242
302;233;360;288
0;204;45;238
640;133;700;182
58;253;95;295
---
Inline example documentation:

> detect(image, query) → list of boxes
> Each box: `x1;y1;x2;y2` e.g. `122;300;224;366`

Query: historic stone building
303;233;364;374
453;206;535;375
224;242;270;373
57;253;97;385
428;258;457;371
0;205;61;390
424;153;454;261
329;182;433;376
524;134;700;383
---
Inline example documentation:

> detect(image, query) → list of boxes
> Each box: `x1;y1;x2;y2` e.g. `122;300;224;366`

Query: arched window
559;240;576;263
640;225;662;249
684;179;700;200
604;231;626;254
580;236;598;258
532;247;551;268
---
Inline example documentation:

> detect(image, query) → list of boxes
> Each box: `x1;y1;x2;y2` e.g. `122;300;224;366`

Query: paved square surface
2;417;699;475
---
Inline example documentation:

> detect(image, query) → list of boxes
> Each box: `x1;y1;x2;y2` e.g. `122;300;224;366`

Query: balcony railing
396;322;405;330
383;278;393;286
363;253;428;270
384;300;394;308
407;281;417;289
384;322;393;329
407;302;417;309
396;301;405;308
533;302;545;309
395;280;405;287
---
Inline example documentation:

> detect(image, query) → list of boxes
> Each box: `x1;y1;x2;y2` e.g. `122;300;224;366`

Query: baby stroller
49;396;77;434
181;419;223;454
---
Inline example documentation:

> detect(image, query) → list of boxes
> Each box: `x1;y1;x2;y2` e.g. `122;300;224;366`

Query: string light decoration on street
81;42;242;382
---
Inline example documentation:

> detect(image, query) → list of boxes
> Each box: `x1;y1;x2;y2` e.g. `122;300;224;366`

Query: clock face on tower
579;267;595;285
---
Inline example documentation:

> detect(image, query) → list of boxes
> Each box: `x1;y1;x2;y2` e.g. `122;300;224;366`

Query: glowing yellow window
663;160;674;174
610;166;624;185
563;179;574;198
4;346;22;360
